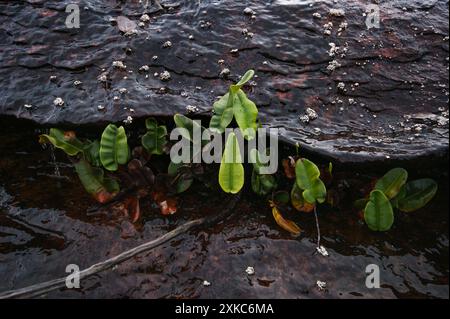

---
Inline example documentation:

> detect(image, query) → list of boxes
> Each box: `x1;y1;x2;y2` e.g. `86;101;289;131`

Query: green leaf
39;129;84;156
141;118;167;155
291;183;314;213
235;69;255;88
233;89;258;140
294;158;327;204
218;133;244;194
295;159;321;190
251;170;276;196
375;168;408;199
100;124;129;171
209;92;235;134
168;161;183;176
396;179;438;213
74;159;119;203
364;190;394;231
168;161;194;194
83;140;101;167
303;179;327;204
173;114;208;145
274;191;290;205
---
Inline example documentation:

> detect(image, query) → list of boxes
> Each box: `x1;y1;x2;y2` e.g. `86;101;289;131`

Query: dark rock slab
0;0;448;163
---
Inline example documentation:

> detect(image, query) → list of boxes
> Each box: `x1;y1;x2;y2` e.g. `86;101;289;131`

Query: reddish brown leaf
282;158;296;179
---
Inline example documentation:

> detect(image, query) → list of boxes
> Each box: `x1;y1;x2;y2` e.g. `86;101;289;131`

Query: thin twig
0;219;203;299
0;194;240;299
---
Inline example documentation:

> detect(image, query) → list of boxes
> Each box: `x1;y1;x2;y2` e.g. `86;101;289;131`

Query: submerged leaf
74;159;119;203
39;128;84;156
100;124;129;171
396;179;438;213
152;192;177;215
251;170;277;196
273;191;290;205
375;168;408;199
364;190;394;231
218;133;244;194
84;140;101;166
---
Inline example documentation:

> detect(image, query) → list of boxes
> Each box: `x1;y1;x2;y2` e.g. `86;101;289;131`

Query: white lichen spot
139;65;150;72
243;7;255;16
306;107;318;120
119;88;128;94
316;245;329;256
299;114;310;124
53;97;64;107
140;14;150;22
123;116;133;124
162;41;172;48
317;280;327;290
112;61;127;70
327;60;341;71
203;280;211;287
337;82;345;90
73;80;82;86
313;12;322;19
245;266;255;276
98;73;108;82
24;104;33;109
186;105;199;113
97;105;105;111
160;70;171;81
329;8;345;17
220;68;231;77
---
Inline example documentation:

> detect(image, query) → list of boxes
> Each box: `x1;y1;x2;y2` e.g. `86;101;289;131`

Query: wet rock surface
0;120;448;299
0;0;448;163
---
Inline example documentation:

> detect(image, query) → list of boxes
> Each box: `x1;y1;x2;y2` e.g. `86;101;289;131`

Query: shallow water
0;0;448;162
0;120;448;299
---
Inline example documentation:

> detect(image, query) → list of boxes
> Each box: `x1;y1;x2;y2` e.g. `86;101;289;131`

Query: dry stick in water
0;193;240;299
0;218;204;299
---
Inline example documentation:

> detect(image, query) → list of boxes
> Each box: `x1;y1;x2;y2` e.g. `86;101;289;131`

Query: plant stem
314;206;321;248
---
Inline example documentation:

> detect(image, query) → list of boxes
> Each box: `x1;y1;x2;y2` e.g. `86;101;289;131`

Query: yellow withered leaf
271;205;302;236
